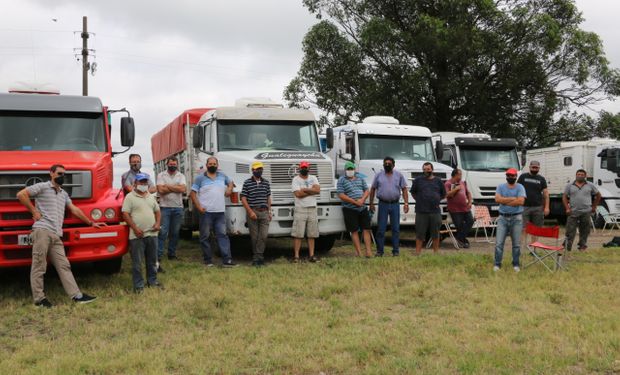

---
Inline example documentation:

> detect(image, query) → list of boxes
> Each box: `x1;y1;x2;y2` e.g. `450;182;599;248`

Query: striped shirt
337;175;368;212
26;181;72;237
241;177;271;209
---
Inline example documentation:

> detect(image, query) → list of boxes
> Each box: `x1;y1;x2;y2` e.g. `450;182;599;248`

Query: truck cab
0;92;135;272
327;116;451;225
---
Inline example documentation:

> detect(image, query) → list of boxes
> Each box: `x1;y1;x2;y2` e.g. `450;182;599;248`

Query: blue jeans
494;214;523;267
199;212;232;264
376;201;400;255
129;236;158;289
158;207;183;259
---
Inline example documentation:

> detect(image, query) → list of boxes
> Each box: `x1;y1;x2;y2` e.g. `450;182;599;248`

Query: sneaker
222;261;238;268
291;257;300;264
35;298;53;308
157;265;165;273
252;260;265;267
513;266;520;273
309;256;320;263
147;281;164;289
167;255;179;261
134;287;144;294
578;245;587;251
392;252;399;257
73;294;97;304
493;265;500;272
374;253;384;257
204;261;215;267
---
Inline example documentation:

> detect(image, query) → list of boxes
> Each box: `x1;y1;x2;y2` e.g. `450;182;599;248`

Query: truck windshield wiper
221;147;253;151
273;147;302;151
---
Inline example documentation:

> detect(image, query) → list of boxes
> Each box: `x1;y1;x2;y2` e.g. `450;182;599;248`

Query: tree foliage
285;0;620;147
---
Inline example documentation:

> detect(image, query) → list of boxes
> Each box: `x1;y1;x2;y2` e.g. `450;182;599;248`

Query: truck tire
94;257;122;274
315;235;337;254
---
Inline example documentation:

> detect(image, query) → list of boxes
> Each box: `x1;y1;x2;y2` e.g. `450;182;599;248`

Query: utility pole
81;16;89;96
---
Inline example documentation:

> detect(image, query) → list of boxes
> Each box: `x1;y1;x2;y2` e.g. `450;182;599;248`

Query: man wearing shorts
410;162;446;254
291;161;320;262
337;161;372;257
517;160;549;244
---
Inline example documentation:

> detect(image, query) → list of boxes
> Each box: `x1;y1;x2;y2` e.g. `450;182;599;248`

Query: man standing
241;161;271;267
337;161;373;257
291;161;321;263
444;168;473;248
121;154;156;194
493;168;526;272
369;156;409;256
16;164;100;308
122;173;162;293
411;162;446;254
563;169;601;251
190;157;236;267
518;160;550;244
156;157;187;262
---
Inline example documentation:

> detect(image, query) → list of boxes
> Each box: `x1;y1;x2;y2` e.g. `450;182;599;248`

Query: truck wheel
180;228;194;240
315;235;337;254
556;216;567;226
94;257;122;274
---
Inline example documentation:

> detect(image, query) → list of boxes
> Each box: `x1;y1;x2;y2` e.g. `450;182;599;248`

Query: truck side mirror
326;128;334;149
340;152;352;161
120;117;135;147
193;126;204;149
435;140;443;160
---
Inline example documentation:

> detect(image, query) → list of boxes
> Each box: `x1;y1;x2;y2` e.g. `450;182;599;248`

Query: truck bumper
225;204;345;237
0;224;129;268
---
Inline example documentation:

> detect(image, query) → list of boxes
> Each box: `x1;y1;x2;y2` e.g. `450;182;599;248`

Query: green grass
1;240;619;374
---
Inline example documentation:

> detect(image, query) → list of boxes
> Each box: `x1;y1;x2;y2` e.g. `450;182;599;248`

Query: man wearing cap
190;157;236;267
369;156;409;256
241;161;271;266
337;161;373;257
291;161;321;262
493;168;526;272
156;156;187;263
121;154;156;194
562;169;601;251
517;160;549;244
121;173;163;293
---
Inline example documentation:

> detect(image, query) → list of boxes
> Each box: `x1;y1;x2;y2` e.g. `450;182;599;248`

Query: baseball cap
299;161;310;168
344;161;356;170
505;168;518;175
135;173;150;181
529;160;540;167
251;161;264;170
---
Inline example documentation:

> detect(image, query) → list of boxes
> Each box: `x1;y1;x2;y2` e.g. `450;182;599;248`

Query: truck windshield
459;147;520;171
358;135;436;161
217;120;319;151
0;111;106;152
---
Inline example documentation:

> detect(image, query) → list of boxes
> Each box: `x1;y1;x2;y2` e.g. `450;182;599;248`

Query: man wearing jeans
369;156;409;256
494;168;526;272
241;161;271;267
190;157;236;267
156;157;186;265
562;169;601;251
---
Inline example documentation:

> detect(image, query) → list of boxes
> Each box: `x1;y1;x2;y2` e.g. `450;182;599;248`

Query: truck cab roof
0;93;103;113
334;122;432;137
200;106;315;123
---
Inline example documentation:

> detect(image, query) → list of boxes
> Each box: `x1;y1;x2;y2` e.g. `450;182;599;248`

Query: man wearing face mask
493;168;527;272
122;173;162;293
291;161;321;262
241;161;271;266
562;169;601;251
411;162;446;254
121;154;156;194
517;160;549;244
17;164;102;307
369;156;409;256
337;161;373;257
156;157;187;263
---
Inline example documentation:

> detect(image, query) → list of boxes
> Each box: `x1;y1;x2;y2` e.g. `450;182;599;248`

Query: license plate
491;206;500;211
18;234;33;246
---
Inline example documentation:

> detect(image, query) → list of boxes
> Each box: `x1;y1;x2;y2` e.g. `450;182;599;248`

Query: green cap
344;161;356;170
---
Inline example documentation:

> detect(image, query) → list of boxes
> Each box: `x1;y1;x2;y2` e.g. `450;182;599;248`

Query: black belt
252;207;269;212
379;200;399;204
500;212;521;217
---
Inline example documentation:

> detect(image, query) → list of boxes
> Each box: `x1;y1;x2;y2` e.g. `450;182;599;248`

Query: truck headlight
91;209;103;220
104;208;116;219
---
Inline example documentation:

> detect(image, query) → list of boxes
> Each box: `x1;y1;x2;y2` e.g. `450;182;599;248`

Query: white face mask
345;170;355;178
136;184;149;193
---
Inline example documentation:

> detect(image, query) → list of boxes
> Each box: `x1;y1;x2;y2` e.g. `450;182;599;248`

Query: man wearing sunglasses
493;168;526;272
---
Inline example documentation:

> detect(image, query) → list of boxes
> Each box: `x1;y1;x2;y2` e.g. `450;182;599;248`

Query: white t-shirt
292;175;320;208
156;171;187;208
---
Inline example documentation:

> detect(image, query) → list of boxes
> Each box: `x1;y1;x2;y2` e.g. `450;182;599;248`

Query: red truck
0;91;135;273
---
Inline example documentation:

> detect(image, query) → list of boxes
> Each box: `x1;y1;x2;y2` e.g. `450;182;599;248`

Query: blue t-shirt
191;172;231;213
410;176;446;214
496;183;527;214
337;174;368;212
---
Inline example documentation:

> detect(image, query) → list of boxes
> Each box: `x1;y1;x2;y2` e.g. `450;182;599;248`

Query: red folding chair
523;223;565;272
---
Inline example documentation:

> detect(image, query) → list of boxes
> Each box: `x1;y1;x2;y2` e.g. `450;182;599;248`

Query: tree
285;0;620;147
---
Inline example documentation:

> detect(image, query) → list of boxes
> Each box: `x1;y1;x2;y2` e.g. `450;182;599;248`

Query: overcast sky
1;0;619;185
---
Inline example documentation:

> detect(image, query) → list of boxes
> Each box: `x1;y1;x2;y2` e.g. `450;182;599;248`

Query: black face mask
300;169;309;176
207;166;217;173
167;166;178;172
130;163;141;172
384;165;393;173
506;177;517;184
530;170;538;175
253;170;263;178
54;176;64;186
423;171;432;177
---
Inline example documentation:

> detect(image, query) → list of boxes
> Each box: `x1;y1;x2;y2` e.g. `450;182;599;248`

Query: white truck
434;132;520;215
325;116;451;225
524;138;620;224
151;98;344;252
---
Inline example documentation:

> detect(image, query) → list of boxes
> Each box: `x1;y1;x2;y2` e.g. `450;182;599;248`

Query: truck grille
479;186;496;197
0;170;92;200
262;162;334;188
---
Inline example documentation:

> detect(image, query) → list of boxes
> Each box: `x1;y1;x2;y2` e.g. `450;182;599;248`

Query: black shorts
415;212;442;239
343;207;371;233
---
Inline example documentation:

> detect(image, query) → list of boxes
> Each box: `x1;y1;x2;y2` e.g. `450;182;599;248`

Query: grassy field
1;236;619;374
